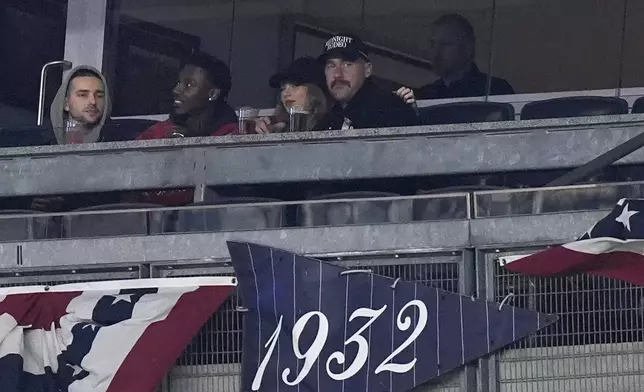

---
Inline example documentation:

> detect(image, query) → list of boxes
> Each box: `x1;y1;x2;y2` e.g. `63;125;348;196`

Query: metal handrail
0;192;471;220
37;60;72;126
472;179;643;217
473;179;644;197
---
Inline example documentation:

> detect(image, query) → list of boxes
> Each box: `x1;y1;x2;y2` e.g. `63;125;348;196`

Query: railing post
477;248;500;392
460;248;478;392
193;148;208;203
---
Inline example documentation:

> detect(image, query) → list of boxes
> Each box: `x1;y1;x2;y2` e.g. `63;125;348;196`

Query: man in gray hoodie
49;65;111;144
28;66;115;212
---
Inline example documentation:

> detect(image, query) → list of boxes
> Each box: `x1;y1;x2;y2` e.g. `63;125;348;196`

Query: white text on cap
325;36;354;51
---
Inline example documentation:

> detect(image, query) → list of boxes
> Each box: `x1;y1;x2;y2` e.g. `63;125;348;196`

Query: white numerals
326;305;387;380
282;311;329;386
251;299;428;389
251;316;283;391
375;300;428;374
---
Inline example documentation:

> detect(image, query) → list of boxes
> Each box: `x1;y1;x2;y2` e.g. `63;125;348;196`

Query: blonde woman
255;57;329;133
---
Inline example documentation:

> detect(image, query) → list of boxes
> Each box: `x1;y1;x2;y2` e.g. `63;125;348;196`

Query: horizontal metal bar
148;252;463;272
0;210;612;269
4;114;641;158
0;271;139;285
2;116;644;197
334;257;462;269
152;265;235;279
469;210;610;247
0;147;201;196
0;192;469;219
308;248;461;259
473;179;644;196
202;123;644;187
0;221;470;268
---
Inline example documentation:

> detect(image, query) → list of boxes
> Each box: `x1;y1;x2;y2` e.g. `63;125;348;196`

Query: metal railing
2;115;644;198
2;179;644;246
474;180;644;218
1;186;644;391
0;192;470;243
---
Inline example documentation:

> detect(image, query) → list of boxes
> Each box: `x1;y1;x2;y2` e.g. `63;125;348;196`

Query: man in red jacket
130;52;239;206
137;51;239;140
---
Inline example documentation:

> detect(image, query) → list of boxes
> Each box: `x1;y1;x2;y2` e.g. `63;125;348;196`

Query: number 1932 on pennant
251;299;428;390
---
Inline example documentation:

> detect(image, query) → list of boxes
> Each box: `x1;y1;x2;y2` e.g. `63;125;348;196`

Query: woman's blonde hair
275;83;328;132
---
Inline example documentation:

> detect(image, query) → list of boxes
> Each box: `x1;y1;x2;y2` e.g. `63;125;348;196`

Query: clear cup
65;124;85;144
288;106;309;133
238;107;260;134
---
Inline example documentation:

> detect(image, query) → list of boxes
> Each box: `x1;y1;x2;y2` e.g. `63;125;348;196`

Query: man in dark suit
414;14;514;100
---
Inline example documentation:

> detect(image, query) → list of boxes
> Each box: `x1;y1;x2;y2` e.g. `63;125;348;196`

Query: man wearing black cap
315;34;418;131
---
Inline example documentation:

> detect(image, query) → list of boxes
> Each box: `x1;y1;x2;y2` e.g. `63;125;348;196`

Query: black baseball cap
269;57;324;88
318;34;370;62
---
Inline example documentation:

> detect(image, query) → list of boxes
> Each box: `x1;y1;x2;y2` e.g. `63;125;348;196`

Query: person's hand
31;196;65;212
254;117;274;134
395;87;416;105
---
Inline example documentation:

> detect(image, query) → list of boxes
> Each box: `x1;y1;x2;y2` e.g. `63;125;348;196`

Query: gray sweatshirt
49;65;112;144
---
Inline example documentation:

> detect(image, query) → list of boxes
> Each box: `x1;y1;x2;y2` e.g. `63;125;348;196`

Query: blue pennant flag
227;242;557;392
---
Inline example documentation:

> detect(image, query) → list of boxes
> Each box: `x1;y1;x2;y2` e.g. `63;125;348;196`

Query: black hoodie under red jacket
315;80;418;131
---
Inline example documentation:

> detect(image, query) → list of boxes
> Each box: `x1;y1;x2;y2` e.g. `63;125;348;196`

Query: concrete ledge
2;115;644;196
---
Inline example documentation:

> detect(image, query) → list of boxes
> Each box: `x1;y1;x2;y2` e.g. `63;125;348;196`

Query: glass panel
108;0;305;117
0;0;68;128
227;0;304;108
492;0;627;94
109;0;233;116
295;0;438;92
0;193;469;241
474;181;644;218
362;0;497;100
292;28;435;94
106;0;502;129
301;0;364;31
619;1;644;90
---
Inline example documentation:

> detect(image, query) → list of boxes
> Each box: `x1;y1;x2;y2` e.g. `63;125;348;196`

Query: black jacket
316;80;418;131
415;64;514;100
